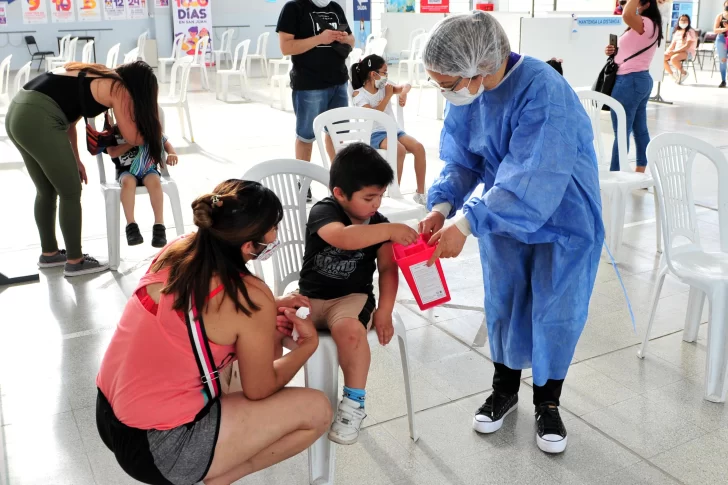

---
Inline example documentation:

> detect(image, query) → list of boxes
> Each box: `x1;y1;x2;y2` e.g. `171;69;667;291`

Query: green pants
5;90;84;260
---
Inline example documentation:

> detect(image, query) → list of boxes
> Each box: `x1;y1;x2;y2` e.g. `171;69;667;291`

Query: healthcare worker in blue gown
418;12;604;455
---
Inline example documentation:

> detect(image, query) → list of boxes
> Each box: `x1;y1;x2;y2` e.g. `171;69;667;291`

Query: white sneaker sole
472;402;517;434
64;264;110;277
38;261;66;268
328;429;359;445
537;434;568;454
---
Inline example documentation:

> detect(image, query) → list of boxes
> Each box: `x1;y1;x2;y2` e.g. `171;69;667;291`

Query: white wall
698;0;725;33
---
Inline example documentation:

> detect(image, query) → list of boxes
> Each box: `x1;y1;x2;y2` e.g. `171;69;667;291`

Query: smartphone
609;34;618;48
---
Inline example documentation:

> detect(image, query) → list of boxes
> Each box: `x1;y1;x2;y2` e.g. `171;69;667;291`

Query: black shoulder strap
623;38;659;63
77;70;89;125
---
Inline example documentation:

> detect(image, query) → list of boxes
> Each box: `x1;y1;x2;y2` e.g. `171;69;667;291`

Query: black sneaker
535;402;568;454
151;224;167;248
126;223;143;246
64;255;110;277
473;391;518;434
38;249;67;268
720;81;727;88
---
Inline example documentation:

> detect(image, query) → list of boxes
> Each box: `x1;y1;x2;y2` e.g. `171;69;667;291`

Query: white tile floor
1;63;727;485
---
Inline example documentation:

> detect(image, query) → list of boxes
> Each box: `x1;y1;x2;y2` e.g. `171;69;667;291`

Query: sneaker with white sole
535;402;568;454
328;397;366;445
64;255;110;277
412;192;427;206
473;391;518;434
679;71;689;84
38;250;67;268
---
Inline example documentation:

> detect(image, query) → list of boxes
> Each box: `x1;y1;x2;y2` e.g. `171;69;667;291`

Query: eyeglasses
427;76;463;92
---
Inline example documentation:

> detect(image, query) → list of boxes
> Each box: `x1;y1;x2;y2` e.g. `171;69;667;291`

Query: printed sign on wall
174;0;213;55
51;0;76;22
23;0;49;24
353;0;371;50
77;0;102;21
103;0;126;19
155;0;169;6
0;2;8;25
127;0;147;19
420;0;448;13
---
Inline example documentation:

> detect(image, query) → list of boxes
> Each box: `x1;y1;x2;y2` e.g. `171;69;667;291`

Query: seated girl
350;54;427;205
664;14;697;84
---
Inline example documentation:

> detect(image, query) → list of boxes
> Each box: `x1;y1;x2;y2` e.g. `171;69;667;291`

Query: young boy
298;143;419;445
105;131;178;248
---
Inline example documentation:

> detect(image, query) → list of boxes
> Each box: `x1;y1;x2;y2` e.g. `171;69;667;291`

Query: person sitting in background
663;14;697;84
351;54;427;205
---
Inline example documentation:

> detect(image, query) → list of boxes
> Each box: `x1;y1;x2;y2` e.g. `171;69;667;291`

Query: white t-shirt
352;85;395;133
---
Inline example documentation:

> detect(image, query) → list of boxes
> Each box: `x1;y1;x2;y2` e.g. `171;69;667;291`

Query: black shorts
96;389;221;485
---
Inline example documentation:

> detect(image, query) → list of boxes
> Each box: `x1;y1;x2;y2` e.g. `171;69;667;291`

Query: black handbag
593;38;658;110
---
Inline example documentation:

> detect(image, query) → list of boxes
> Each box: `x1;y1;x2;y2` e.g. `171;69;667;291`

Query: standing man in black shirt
276;0;354;168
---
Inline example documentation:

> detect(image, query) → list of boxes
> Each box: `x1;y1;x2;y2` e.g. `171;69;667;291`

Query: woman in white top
351;54;427;205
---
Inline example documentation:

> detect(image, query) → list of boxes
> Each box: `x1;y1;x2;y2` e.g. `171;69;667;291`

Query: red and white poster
77;0;102;21
420;0;449;13
51;0;76;22
23;0;49;24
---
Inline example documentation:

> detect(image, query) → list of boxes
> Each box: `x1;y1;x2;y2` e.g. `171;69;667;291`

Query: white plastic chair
397;33;427;85
106;43;120;69
137;31;148;63
247;32;270;78
638;133;728;403
242;158;418;485
0;55;11;104
577;90;662;262
123;47;139;64
364;37;387;58
399;28;425;60
268;55;291;84
13;61;31;98
50;37;78;70
94;110;184;271
270;60;293;110
45;34;71;72
213;28;235;71
81;40;95;64
313;107;425;223
190;36;210;90
216;39;251;102
158;34;185;84
159;57;195;142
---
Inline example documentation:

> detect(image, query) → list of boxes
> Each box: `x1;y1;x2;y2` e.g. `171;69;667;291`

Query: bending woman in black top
5;61;162;277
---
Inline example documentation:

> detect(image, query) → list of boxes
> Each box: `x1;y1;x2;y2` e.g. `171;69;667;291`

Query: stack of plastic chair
247;32;270;78
159;57;196;143
106;43;120;69
397;33;428;85
45;34;71;72
213;28;235;71
81;40;95;64
50;37;78;70
216;40;251;102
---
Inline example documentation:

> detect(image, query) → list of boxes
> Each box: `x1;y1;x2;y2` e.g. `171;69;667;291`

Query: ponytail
350;54;386;90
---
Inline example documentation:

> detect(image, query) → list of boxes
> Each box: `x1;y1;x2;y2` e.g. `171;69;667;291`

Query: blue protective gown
428;56;605;386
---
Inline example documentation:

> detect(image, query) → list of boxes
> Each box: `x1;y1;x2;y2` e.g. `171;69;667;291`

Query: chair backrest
347;47;362;72
81;41;95;64
106;43;120;68
255;32;270;57
14;62;32;96
231;39;251;72
0;55;12;97
647;133;728;269
406;28;426;55
168;57;194;101
123;47;139;64
170;34;185;59
242;159;330;296
192;36;210;65
409;32;428;62
137;31;148;61
365;38;387;57
219;29;234;52
24;36;38;55
312;106;402;198
365;32;377;49
576;90;629;172
65;38;79;63
58;34;71;57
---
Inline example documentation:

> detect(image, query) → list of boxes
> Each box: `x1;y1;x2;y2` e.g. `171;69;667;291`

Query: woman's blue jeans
717;34;727;83
609;71;653;171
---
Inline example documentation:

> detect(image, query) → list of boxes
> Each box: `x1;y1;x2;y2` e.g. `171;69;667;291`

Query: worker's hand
388;223;419;246
418;211;445;236
275;293;310;312
318;29;340;45
279;308;318;347
605;45;616;56
427;224;466;266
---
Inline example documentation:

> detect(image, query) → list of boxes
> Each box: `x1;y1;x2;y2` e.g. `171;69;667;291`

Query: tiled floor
1;64;727;485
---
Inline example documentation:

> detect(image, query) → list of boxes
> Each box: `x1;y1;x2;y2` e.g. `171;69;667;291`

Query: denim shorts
371;130;406;149
117;167;161;186
292;84;349;143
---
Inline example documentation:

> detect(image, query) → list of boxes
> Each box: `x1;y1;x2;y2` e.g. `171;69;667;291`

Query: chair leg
177;106;186;140
184;102;195;143
653;191;662;254
683;287;706;343
603;189;626;262
637;264;668;358
222;76;229;103
393;311;418;442
160;63;167;84
202;65;210;91
704;289;728;402
105;192;121;271
165;183;185;236
304;338;338;485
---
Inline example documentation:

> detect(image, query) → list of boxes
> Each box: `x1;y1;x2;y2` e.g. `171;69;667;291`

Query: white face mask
311;0;331;7
249;239;281;261
374;73;388;89
441;78;485;106
678;22;688;29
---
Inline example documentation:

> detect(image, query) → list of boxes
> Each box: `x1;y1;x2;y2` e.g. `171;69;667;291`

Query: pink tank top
96;243;236;430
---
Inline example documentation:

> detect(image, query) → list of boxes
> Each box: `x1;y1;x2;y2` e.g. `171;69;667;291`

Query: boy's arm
373;243;398;346
106;143;134;159
317;221;417;250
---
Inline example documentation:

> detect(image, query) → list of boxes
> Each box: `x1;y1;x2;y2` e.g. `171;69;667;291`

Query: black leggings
492;362;564;406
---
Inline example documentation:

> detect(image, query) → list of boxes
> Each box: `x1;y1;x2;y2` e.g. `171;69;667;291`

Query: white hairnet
422;11;511;78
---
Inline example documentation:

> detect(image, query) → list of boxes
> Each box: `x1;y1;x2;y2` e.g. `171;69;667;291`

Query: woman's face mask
678;22;689;29
311;0;331;7
249;239;281;261
441;78;485;106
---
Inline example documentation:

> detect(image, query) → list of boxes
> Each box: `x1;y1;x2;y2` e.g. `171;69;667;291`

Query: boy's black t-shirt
299;197;389;300
275;0;351;91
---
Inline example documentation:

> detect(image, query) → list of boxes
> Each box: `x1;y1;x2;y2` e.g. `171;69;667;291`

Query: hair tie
367;59;371;67
211;194;222;207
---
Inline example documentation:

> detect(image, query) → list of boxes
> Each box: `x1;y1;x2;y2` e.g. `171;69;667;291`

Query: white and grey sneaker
473;391;518;434
535;402;568;454
64;255;110;277
328;397;366;445
412;192;427;206
38;249;67;268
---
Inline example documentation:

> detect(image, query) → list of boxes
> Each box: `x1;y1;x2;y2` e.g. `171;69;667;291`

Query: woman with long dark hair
604;0;662;172
4;60;162;277
664;14;697;83
96;179;331;485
